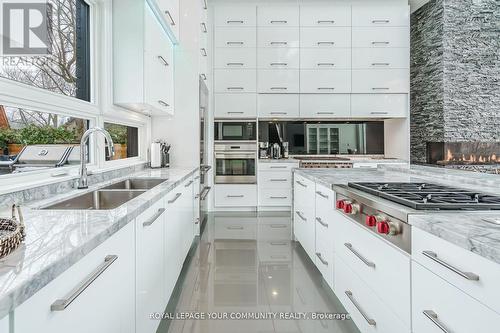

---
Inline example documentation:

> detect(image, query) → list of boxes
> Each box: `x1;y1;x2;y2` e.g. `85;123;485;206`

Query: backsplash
0;163;147;208
410;0;500;163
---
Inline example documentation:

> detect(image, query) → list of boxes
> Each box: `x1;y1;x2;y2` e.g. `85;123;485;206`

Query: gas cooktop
348;182;500;211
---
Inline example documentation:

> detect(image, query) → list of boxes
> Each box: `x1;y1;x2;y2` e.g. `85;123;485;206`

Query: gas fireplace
426;142;500;174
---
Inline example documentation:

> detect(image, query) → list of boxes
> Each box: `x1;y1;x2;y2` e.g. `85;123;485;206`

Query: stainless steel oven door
215;151;256;184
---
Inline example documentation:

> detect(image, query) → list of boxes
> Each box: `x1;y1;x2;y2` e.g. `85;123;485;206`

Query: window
104;122;139;161
0;0;91;101
0;105;89;175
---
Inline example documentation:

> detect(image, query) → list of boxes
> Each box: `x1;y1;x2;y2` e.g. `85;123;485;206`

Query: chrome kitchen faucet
78;127;115;189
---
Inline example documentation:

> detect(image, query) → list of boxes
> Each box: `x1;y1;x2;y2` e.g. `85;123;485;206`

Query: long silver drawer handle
316;252;328;266
270;41;288;45
317;112;335;115
316;217;328;228
370;111;389;115
270;196;287;199
270;178;287;182
317;41;335;45
200;186;211;200
270;20;287;24
270;111;288;115
228;111;244;114
270;224;287;228
227;62;244;66
423;310;450;333
202;0;207;9
157;55;169;66
344;243;375;268
185;180;194;187
316;191;329;199
371;41;390;45
51;255;118;311
168;192;182;204
372;19;390;24
270;87;288;90
270;166;287;169
227;41;244;45
143;208;166;227
201;22;207;33
318;20;335;24
165;10;175;25
422;251;479;281
227;87;244;90
270;63;288;66
345;291;376;326
317;63;335;66
372;87;390;91
372;63;390;66
317;87;335;90
295;211;306;221
227;195;244;198
227;226;244;230
227;20;244;24
295;180;307;187
270;242;288;246
158;100;169;107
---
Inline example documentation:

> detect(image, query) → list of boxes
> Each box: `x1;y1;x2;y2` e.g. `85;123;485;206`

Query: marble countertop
258;157;408;164
294;166;500;265
0;167;198;319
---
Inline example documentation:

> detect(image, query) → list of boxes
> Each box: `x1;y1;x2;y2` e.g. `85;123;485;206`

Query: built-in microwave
215;121;257;142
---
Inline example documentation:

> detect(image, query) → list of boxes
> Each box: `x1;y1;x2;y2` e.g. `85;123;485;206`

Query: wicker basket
0;205;25;259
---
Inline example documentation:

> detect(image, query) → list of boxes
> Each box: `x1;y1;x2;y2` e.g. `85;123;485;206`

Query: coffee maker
259;142;269;159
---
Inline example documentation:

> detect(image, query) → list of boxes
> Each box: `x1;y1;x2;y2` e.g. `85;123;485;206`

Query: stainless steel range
333;182;500;254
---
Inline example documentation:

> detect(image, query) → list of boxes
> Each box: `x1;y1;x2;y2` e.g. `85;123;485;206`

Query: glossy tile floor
158;212;360;333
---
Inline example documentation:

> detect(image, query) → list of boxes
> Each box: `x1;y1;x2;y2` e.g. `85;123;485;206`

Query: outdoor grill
9;145;79;173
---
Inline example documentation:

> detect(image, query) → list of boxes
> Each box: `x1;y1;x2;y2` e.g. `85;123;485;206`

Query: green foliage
0;128;19;150
0;125;77;148
104;124;127;144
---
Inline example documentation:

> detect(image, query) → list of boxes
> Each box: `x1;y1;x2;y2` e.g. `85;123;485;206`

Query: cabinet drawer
258;93;299;117
351;94;408;118
258;70;299;94
412;261;500;333
300;94;351;118
215;94;257;118
257;48;300;69
258;241;292;262
316;237;334;289
258;188;292;206
214;69;256;93
334;211;411;326
300;5;351;27
215;5;257;27
300;48;351;69
335;257;410;333
215;48;257;69
352;27;409;48
300;70;351;94
300;27;351;48
412;227;500;314
215;184;257;207
352;5;409;27
258;220;291;240
215;27;256;48
258;171;292;188
257;27;300;48
352;69;409;93
259;162;298;171
257;6;299;26
214;217;257;239
352;48;410;69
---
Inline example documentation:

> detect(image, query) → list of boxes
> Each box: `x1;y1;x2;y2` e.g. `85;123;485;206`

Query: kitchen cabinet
214;69;256;93
258;161;298;209
114;2;174;115
15;223;135;333
352;47;410;69
157;0;179;41
257;94;299;118
215;48;257;69
306;125;341;154
215;5;257;27
412;260;500;333
293;174;316;262
258;70;299;94
352;5;409;27
215;94;257;118
257;6;300;27
214;184;257;207
352;27;409;48
300;27;351;48
257;27;300;48
193;172;201;236
352;69;409;93
300;48;351;69
299;94;351;118
351;94;408;118
215;27;257;48
300;70;351;94
257;48;300;69
299;5;351;27
136;200;166;333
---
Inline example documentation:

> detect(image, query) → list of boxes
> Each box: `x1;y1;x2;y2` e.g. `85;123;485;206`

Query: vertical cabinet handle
202;0;207;10
423;310;451;333
164;10;175;26
51;255;118;311
422;251;480;281
345;291;376;326
143;208;166;227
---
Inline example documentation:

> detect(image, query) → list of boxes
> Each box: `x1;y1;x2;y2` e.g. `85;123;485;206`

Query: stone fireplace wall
410;0;500;163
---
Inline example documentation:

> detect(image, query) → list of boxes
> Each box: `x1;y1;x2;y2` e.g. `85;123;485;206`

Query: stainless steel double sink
42;178;168;210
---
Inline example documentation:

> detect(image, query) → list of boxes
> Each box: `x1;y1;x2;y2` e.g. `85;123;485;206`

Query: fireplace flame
444;151;499;164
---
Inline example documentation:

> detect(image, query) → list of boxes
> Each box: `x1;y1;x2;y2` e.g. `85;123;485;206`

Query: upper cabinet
351;5;409;27
113;2;175;116
157;0;180;41
257;6;300;27
300;5;351;27
215;5;257;27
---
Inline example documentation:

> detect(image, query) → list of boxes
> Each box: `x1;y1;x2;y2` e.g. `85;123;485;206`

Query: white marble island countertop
0;167;198;318
294;166;500;265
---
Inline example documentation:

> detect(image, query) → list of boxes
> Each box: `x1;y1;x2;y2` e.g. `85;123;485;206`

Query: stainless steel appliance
199;77;211;229
215;142;256;184
333;182;500;254
10;144;81;173
271;143;281;159
215;121;257;142
259;142;269;159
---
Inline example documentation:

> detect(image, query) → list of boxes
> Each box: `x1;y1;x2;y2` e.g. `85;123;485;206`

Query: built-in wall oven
215;142;256;184
215;121;257;142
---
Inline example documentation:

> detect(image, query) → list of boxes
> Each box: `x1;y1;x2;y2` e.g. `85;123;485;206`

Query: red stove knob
377;221;390;234
343;203;353;214
336;200;346;209
365;215;378;227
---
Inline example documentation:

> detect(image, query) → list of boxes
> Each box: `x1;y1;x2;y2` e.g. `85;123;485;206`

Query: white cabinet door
352;5;409;27
215;94;257;118
258;94;299;118
258;171;292;189
181;178;195;256
164;188;184;301
136;201;166;333
214;184;257;207
15;223;135;333
215;5;257;27
351;94;408;118
300;94;351;118
412;261;500;333
352;27;409;48
158;0;179;40
258;188;292;206
215;27;256;48
300;27;351;48
214;69;256;93
352;69;409;93
293;174;316;262
300;48;351;69
314;184;335;289
300;5;351;27
257;6;300;26
352;48;410;69
257;27;300;48
215;48;257;69
258;70;299;93
300;70;351;94
193;172;201;236
257;48;300;69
